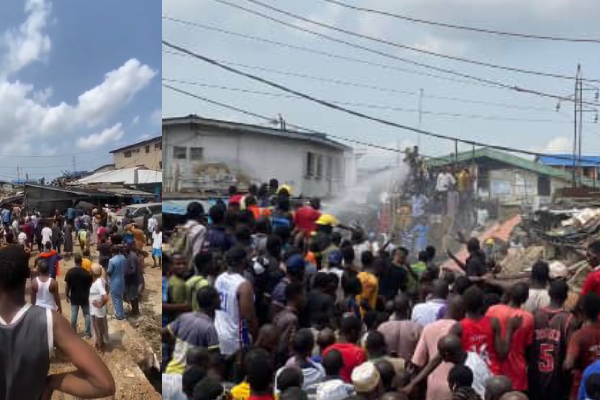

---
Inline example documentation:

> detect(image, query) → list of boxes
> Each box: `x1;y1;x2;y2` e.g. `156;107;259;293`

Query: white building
162;115;356;198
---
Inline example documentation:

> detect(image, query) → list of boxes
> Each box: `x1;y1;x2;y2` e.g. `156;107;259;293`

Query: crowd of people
161;183;600;400
0;201;165;398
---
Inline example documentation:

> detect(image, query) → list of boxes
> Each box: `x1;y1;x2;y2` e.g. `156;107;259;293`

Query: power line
320;0;600;44
161;40;600;164
163;50;558;113
0;148;108;158
161;19;492;88
163;83;419;156
215;0;600;84
163;78;579;124
165;11;596;107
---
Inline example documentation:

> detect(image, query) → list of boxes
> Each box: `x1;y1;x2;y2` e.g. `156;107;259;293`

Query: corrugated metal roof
76;168;162;185
426;148;598;187
538;154;600;167
109;135;162;154
162;115;352;151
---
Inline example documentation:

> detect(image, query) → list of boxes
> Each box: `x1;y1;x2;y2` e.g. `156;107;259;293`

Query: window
155;142;162;150
326;156;333;179
316;155;323;179
537;175;551;196
306;152;315;177
173;146;186;160
150;205;162;214
145;145;150;153
159;161;162;169
124;151;132;158
190;147;203;161
135;148;140;153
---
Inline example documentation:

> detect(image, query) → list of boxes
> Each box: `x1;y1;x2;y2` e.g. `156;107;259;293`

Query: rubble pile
499;245;545;275
523;207;600;249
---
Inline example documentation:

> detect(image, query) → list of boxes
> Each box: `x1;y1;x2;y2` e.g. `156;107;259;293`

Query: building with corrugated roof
162;115;356;198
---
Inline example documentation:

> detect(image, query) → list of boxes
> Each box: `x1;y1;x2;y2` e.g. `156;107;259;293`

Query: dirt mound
499;245;545;275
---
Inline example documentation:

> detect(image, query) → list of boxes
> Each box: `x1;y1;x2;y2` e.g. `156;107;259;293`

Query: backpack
170;222;204;272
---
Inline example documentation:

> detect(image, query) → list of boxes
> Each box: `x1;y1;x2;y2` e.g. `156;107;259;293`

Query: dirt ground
30;241;162;400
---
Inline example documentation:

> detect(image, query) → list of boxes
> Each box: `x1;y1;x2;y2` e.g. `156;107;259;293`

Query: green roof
426;147;598;188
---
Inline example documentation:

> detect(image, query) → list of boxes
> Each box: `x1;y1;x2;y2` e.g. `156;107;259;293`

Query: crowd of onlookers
161;182;600;400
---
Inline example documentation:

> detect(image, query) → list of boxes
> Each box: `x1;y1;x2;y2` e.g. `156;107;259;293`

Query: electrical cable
161;19;490;88
163;78;580;124
161;40;600;165
163;12;595;106
212;0;600;84
320;0;600;44
163;83;421;156
162;51;557;113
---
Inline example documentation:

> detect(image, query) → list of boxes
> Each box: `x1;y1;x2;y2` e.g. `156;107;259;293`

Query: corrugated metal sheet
538;154;600;167
76;168;162;185
427;148;598;188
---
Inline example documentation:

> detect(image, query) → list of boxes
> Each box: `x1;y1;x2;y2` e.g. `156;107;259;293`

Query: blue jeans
71;304;91;337
111;291;124;320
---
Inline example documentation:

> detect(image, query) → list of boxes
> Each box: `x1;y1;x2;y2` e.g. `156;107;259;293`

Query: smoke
322;164;409;230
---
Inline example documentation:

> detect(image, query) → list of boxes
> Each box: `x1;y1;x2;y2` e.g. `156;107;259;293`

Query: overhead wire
162;40;600;165
164;10;596;107
239;0;600;83
163;78;579;124
162;50;558;113
163;83;420;156
320;0;600;44
161;19;492;88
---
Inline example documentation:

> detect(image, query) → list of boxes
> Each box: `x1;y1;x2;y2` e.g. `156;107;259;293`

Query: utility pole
573;64;580;187
563;65;598;188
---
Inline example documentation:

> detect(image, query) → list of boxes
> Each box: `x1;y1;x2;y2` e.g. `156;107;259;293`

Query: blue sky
0;0;161;180
163;0;600;167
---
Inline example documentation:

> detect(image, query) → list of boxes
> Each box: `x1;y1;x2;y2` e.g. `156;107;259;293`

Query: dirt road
33;242;162;400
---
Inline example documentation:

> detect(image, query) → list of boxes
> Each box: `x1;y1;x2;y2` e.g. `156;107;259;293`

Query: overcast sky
163;0;600;167
0;0;160;180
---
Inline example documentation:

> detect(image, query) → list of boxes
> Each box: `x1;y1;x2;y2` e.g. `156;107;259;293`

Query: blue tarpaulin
162;200;218;215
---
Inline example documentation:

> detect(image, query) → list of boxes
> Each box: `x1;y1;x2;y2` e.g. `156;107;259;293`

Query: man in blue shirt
578;360;600;400
107;245;126;320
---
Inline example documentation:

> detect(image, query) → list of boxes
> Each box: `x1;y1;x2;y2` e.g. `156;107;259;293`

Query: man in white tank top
31;259;62;313
214;246;258;356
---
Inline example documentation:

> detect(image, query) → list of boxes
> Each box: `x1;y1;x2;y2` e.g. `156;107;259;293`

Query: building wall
478;167;571;208
162;124;352;197
112;139;162;170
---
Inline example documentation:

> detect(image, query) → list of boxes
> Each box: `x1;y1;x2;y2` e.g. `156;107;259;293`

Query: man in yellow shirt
356;251;379;317
81;249;93;273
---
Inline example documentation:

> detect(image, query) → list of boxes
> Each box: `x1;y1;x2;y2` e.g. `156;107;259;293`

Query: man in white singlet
214;246;258;356
31;259;62;314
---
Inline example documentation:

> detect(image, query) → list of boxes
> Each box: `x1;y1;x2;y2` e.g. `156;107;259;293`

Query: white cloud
542;136;572;153
132;115;140;125
77;123;124;150
0;58;156;144
2;0;52;76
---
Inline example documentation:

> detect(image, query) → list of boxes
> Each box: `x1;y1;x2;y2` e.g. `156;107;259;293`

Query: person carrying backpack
170;202;206;275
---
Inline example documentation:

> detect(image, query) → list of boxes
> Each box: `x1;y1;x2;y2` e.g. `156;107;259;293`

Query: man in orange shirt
485;282;534;393
129;223;146;250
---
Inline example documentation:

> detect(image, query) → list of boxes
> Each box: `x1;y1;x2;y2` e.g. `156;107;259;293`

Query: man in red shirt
323;315;366;383
294;198;322;238
485;282;534;391
581;240;600;297
452;285;504;375
564;293;600;400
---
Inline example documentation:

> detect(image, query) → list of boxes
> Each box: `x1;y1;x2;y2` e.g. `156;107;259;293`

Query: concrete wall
113;139;162;170
162;124;352;198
